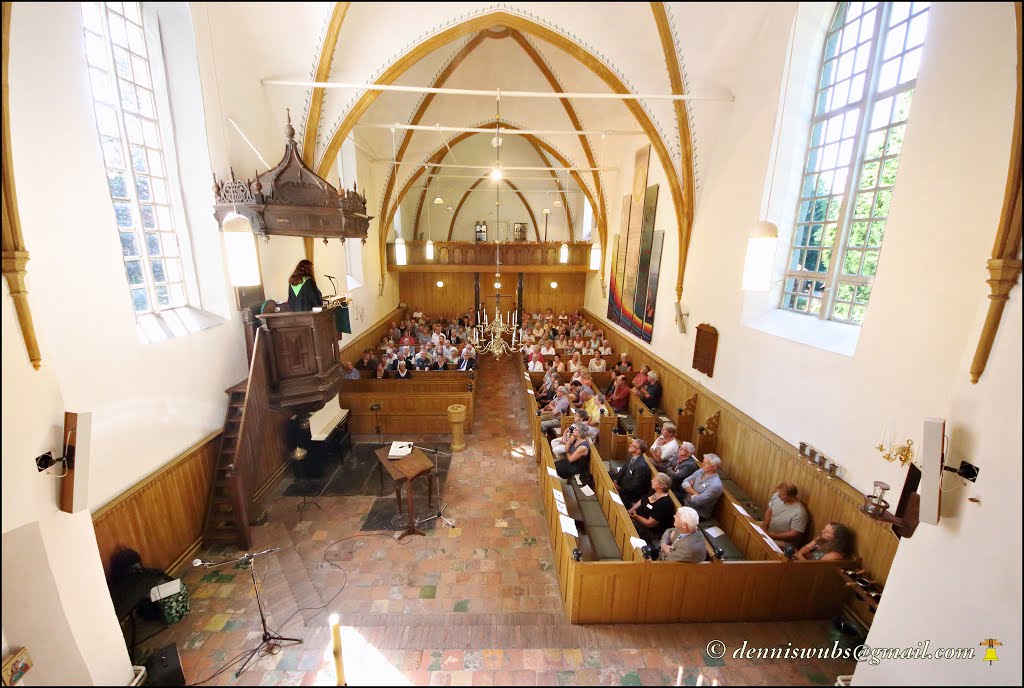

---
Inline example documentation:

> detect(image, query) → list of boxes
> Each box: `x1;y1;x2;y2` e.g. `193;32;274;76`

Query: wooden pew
627;392;657;447
676;393;697;445
695;410;720;459
338;378;474;435
591;442;644;561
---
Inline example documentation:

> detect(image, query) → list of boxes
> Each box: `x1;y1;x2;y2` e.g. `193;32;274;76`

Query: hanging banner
640;231;665;343
630;184;659;335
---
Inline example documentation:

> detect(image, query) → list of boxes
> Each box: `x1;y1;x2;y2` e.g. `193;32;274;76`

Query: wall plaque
693;323;718;378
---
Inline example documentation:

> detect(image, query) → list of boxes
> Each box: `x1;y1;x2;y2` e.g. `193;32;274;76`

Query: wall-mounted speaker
918;417;945;526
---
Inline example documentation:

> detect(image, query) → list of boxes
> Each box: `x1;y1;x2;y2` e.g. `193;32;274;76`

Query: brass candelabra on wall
876;439;914;467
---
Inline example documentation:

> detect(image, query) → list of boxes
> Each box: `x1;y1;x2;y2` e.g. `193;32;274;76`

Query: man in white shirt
412;306;424;320
651;423;680;472
588;356;607;372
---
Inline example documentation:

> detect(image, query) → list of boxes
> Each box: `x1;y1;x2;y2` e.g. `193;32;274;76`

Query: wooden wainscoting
585;309;899;585
338;305;405;363
521;273;587;314
92;431;220;577
398;272;476;316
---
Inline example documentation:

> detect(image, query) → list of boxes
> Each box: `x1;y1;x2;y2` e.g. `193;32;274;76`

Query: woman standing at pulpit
287;259;323;312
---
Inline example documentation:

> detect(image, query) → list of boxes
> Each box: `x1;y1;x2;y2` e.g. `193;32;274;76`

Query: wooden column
1;4;42;370
969;5;1022;384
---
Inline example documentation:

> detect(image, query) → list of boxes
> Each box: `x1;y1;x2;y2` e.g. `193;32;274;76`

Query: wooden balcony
386;241;594;272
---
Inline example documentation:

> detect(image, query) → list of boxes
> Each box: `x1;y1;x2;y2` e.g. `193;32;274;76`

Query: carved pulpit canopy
213;111;373;243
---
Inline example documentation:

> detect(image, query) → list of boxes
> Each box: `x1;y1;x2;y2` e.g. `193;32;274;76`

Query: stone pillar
447;404;467;452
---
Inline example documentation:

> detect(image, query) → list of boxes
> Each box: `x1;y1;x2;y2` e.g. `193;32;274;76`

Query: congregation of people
521;308;853;566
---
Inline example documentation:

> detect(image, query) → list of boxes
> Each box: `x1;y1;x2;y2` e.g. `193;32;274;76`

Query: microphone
324;274;337;279
192;558;214;567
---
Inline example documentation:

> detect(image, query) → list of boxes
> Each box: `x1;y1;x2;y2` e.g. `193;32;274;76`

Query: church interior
1;2;1021;686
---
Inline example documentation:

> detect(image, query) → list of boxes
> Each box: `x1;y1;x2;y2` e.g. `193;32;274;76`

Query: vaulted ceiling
207;2;773;297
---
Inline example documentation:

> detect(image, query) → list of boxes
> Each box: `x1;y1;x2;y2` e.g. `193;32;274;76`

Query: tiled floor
137;354;857;685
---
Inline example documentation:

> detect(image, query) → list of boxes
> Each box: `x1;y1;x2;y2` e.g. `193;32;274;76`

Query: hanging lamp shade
741;220;779;291
221;212;261;287
395;236;407;266
589;242;601;271
559;242;569;264
553;199;562;208
433;195;444;205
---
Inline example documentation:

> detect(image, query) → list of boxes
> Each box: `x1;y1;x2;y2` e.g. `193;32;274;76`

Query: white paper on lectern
389;441;412;458
552;488;565;503
555;500;568;516
546;466;558;478
629;537;647;550
558;514;578;537
609;492;623;505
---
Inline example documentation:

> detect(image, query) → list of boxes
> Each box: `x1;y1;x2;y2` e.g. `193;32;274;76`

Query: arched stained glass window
781;2;931;324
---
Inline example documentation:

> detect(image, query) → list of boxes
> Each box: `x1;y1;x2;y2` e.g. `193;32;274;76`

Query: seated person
413;350;432;371
341;361;360;380
599;339;613;356
399;330;416;347
551;408;595;458
373;362;389;380
665;441;699;493
588;355;607;372
416;327;432;345
381;348;398;370
528;352;545;372
628;473;677;546
531;323;546;339
558;310;568;322
411;305;424;320
554;423;591;480
567;352;583;373
796;522;853;561
611;438;651;507
355;349;378;370
659;507;708;563
393;361;412;379
763;482;809;546
555;333;569;349
455;350;477;371
571;335;586;350
567;379;593;405
636;370;663;409
608;375;631;412
679;454;723;522
539;386;571;433
614;353;632;374
445;347;461;370
631;365;651;389
651;422;680;472
521;338;538;356
550;355;566;373
540;341;556;356
536;373;561;404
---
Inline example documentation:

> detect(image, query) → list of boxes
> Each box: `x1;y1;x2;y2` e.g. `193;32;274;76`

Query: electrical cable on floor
186;530;412;687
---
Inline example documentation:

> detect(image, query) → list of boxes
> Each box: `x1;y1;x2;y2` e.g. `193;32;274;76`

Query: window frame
82;1;201;321
780;1;929;324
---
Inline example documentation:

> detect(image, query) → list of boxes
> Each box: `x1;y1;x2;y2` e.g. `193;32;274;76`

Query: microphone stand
413;444;454;528
194;547;301;678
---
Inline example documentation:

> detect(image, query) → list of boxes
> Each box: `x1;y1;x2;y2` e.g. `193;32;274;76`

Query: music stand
414;444;454;528
193;547;301;678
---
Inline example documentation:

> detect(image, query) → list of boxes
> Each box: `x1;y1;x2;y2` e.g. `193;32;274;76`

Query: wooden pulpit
256;310;342;416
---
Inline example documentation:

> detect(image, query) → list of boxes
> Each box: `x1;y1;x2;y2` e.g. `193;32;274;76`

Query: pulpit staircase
201;380;253;549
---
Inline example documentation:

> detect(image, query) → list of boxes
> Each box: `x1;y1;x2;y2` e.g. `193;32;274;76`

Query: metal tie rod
262;79;734;102
356;122;644;136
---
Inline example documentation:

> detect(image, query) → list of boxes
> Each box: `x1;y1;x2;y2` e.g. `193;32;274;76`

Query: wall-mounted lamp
394;236;407;266
550;281;558;289
221;212;261;287
741;220;778;291
877;439;914;467
436;280;444;288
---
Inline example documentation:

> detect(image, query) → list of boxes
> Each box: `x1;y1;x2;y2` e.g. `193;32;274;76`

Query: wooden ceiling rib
310;11;693;297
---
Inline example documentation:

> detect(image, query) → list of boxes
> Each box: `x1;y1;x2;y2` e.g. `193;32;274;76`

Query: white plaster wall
854;284;1022;684
587;2;1017;497
7;3;250;511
